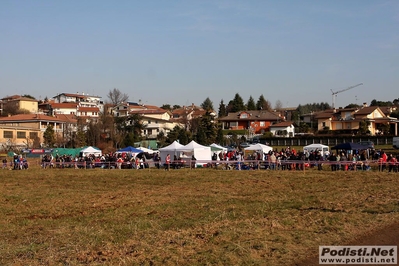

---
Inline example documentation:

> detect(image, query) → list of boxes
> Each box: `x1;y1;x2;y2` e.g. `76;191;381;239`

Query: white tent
158;141;185;163
303;143;329;157
210;143;227;152
178;140;212;163
244;143;273;157
80;146;102;157
137;146;154;154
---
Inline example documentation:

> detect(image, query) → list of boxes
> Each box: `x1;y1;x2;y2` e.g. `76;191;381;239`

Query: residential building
0;95;39;115
269;121;296;137
129;106;183;138
314;104;398;135
111;101;142;117
0;113;77;149
171;104;216;130
52;92;104;113
218;110;283;134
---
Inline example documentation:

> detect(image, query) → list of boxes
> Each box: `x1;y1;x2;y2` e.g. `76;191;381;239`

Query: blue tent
332;142;371;150
117;146;143;153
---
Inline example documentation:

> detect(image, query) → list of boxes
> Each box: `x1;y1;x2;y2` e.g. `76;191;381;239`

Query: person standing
2;158;7;169
329;152;337;171
165;154;171;171
388;154;397;172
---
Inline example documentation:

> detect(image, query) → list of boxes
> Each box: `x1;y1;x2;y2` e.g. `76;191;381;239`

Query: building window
29;132;38;139
17;131;26;139
260;121;265;127
148;120;151;124
322;122;326;127
240;113;248;119
3;131;13;138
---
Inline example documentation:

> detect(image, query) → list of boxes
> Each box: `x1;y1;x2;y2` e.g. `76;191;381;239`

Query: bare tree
274;100;283;111
107;88;129;105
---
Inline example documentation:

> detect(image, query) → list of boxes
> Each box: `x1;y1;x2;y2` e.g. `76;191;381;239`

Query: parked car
393;137;399;149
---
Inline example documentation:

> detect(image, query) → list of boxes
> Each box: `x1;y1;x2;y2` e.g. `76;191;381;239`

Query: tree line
6;89;399;151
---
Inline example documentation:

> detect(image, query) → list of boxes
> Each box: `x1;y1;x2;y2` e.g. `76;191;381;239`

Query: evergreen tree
74;130;87;148
195;125;207;145
178;128;190;145
201;97;214;111
215;124;225;145
231;93;246;112
43;125;56;147
124;113;145;143
123;132;135;147
246;96;256;110
86;121;101;147
160;104;172;111
165;126;190;145
157;131;167;148
218;99;227;118
358;120;370;135
256;94;272;111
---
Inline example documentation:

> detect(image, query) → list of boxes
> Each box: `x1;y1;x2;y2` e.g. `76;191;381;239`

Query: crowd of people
208;147;399;172
40;152;151;169
2;146;398;172
2;155;29;170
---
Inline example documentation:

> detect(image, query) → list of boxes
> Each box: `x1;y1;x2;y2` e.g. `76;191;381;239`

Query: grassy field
1;166;399;265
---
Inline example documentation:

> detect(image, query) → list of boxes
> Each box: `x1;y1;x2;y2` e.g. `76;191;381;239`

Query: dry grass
1;166;399;265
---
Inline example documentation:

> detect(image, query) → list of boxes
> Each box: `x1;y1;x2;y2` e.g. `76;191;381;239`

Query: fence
260;136;395;147
26;159;398;172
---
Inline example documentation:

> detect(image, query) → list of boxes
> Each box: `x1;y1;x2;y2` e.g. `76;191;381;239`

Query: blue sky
1;0;398;109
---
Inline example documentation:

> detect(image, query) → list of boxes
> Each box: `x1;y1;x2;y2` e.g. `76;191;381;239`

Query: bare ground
295;221;399;266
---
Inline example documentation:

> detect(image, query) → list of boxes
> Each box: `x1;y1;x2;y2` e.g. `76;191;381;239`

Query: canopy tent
80;146;102;157
332;142;370;150
115;146;143;158
117;146;143;153
244;143;273;156
209;143;227;160
158;141;185;163
52;148;81;157
136;146;155;154
177;140;212;163
332;142;372;158
210;143;227;152
303;143;329;157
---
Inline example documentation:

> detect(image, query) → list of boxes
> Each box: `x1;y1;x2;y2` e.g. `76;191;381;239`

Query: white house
269;121;295;137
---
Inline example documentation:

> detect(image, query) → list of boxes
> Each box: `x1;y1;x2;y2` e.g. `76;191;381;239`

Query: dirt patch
295;221;399;266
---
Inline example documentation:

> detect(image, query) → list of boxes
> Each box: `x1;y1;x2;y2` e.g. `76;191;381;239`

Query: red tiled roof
218;110;281;121
51;103;78;109
270;121;294;127
54;114;77;123
78;107;100;112
1;95;21;101
354;106;380;116
129;108;169;115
